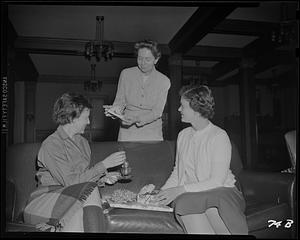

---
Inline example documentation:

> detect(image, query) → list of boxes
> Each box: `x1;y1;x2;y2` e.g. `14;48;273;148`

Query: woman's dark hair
179;85;215;119
52;93;92;125
134;40;161;59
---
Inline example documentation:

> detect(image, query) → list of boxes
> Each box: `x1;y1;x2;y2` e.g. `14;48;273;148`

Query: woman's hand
102;151;126;169
153;186;186;205
103;105;123;118
99;171;121;185
121;115;139;126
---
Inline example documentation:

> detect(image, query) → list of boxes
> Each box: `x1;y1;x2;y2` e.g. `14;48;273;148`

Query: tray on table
108;201;173;212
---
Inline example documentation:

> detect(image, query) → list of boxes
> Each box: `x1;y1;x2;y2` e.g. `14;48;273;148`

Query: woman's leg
82;186;106;232
63;208;84;232
205;207;230;235
181;213;216;234
63;187;105;232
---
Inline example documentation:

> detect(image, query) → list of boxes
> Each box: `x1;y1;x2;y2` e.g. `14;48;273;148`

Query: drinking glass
118;143;132;181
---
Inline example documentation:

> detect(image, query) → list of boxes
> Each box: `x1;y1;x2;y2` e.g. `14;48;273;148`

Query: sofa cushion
5;140;294;238
6;179;16;222
6;143;41;221
5;222;40;232
104;208;183;234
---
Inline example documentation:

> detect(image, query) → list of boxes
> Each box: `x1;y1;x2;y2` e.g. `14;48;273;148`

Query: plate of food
105;184;173;212
105;189;137;204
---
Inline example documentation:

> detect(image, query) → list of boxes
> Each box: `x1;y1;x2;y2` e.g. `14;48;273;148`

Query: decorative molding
38;74;118;84
14;37;171;57
15;36;245;60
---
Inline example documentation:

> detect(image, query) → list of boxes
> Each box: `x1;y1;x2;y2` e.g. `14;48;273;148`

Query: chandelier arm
100;16;104;45
96;16;101;42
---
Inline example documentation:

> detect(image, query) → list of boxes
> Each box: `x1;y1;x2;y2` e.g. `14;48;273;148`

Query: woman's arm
154;139;181;205
40;141;106;186
136;79;170;126
161;136;180;189
112;70;127;110
184;132;232;192
161;150;179;190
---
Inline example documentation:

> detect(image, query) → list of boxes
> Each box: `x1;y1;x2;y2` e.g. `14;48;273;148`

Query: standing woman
154;85;248;235
104;40;170;141
23;93;126;232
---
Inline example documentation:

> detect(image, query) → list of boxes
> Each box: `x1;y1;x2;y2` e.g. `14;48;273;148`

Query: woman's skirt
174;187;248;234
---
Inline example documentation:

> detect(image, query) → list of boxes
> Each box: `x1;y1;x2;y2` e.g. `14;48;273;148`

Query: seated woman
23;93;126;232
154;85;248;235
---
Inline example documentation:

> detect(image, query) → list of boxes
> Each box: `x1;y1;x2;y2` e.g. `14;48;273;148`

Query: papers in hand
107;109;125;120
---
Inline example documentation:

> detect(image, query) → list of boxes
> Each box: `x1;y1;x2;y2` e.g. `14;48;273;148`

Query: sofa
5;140;296;238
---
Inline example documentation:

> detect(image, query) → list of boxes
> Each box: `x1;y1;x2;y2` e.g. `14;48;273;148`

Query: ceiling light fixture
85;16;114;62
84;16;114;92
84;63;102;92
271;3;297;46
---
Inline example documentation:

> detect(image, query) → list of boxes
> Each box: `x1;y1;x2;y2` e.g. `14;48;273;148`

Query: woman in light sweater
154;85;248;235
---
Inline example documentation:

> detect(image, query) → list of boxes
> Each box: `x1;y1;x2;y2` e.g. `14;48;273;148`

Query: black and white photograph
1;1;298;239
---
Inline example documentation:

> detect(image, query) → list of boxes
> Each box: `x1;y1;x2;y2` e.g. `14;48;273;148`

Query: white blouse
161;121;236;192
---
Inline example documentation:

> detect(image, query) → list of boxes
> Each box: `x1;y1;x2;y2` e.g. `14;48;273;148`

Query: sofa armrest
6;179;17;222
5;222;40;232
239;170;295;206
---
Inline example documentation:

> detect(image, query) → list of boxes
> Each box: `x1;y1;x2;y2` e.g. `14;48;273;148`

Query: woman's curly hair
134;39;161;59
52;93;92;125
179;85;215;119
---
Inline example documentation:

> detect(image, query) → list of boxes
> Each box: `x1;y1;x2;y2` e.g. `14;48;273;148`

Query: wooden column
167;54;182;140
24;81;37;142
156;54;169;76
239;58;257;169
156;55;170;139
7;19;39;143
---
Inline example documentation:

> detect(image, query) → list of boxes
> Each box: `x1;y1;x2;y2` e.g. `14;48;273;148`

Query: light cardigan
113;66;170;141
161;121;236;192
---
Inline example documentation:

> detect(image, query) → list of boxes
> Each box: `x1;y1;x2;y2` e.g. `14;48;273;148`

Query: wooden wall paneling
239;58;258;169
156;55;170;140
167;54;183;140
24;81;37;143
